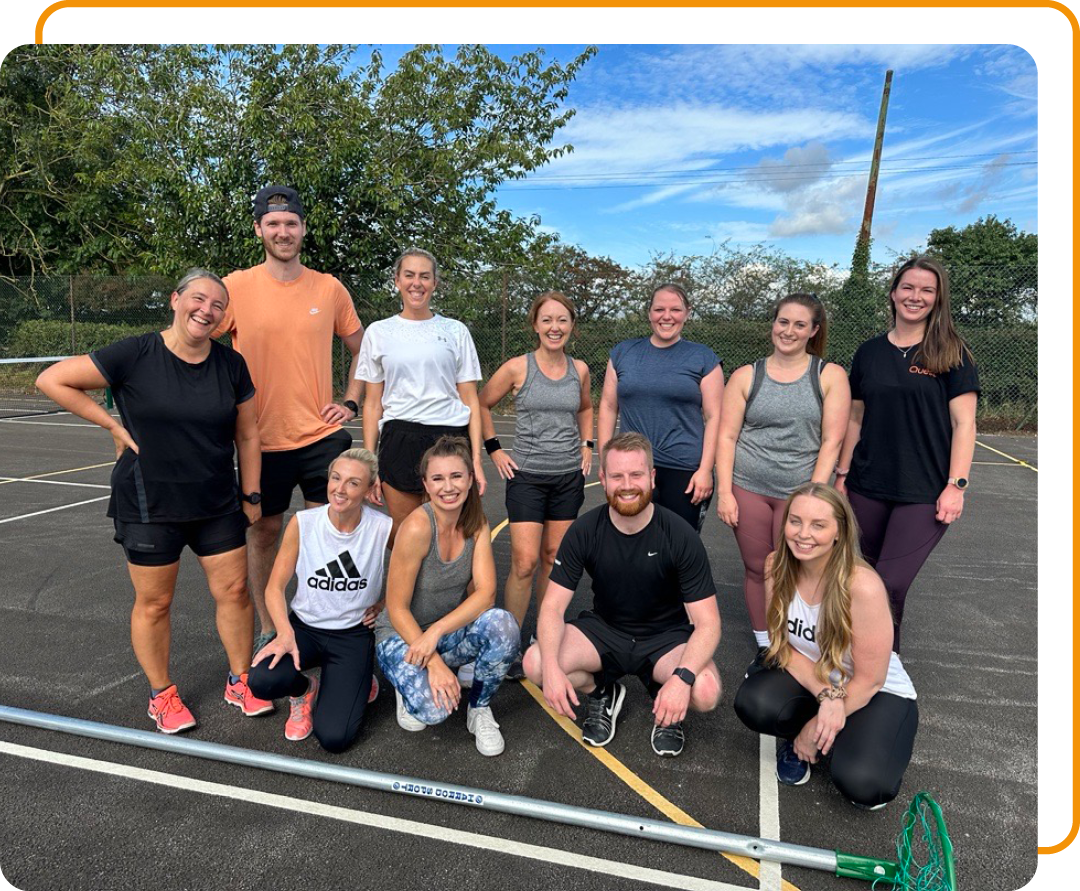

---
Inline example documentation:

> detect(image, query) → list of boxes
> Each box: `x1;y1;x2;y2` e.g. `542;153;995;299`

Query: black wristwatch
241;492;262;505
672;667;696;687
343;399;359;416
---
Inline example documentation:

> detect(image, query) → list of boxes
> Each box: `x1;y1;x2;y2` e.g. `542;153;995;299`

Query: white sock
753;629;770;648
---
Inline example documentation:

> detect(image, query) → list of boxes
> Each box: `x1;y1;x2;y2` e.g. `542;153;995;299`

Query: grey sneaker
581;682;626;747
466;705;505;756
650;721;685;757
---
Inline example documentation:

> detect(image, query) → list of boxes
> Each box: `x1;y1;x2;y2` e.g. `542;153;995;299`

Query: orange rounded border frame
29;0;1075;859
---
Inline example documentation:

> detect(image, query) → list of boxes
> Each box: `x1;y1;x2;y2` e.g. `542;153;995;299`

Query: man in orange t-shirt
217;186;365;648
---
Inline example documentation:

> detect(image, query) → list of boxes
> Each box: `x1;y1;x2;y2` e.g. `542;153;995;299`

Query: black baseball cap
253;185;305;221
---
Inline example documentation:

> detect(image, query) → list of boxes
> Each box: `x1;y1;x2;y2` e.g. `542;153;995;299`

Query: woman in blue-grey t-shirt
598;284;724;532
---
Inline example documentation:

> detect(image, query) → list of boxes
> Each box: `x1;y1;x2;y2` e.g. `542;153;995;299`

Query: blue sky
385;44;1038;271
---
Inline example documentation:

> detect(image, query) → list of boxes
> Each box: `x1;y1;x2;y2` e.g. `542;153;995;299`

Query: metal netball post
0;705;955;890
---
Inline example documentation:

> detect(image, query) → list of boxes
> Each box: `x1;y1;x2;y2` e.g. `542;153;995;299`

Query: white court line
0;740;749;891
0;418;110;428
757;735;782;891
0;477;111;490
0;496;110;525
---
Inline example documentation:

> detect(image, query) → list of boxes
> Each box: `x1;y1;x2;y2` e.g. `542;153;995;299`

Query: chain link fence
1;266;1036;430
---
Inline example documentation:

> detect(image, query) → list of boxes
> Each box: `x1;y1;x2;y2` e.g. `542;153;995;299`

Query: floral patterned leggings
376;608;520;725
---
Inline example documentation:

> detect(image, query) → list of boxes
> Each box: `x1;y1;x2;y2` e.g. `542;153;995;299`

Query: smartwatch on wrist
948;477;969;490
241;492;262;505
343;399;359;416
672;667;696;687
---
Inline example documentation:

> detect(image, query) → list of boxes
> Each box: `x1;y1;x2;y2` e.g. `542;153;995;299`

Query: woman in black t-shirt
37;268;271;734
835;256;979;652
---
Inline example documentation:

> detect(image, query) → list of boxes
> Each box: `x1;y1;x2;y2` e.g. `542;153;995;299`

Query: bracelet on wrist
834;466;850;477
484;437;503;455
816;684;847;703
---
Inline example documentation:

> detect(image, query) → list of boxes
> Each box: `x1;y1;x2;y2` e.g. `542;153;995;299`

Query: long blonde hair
765;483;868;684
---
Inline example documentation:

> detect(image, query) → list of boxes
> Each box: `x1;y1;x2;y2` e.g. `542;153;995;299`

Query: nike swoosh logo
310;308;320;314
648;551;658;557
554;559;561;565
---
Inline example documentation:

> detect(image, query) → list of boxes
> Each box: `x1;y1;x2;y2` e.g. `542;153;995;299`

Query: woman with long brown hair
835;256;979;652
715;293;850;654
375;436;519;756
733;483;918;810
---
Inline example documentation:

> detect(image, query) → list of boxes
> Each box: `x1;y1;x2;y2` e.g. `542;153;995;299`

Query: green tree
0;44;596;297
925;215;1037;324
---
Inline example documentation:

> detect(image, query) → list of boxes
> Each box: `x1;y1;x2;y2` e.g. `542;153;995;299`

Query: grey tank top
732;358;823;499
512;352;582;475
374;503;475;643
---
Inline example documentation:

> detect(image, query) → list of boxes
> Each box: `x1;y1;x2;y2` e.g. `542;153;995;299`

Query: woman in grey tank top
715;294;851;654
376;436;520;756
479;292;593;649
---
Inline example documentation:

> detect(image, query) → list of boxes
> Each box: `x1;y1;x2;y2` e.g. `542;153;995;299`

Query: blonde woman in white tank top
733;483;919;811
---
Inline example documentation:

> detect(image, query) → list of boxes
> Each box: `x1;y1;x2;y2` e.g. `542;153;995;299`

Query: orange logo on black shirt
909;365;937;377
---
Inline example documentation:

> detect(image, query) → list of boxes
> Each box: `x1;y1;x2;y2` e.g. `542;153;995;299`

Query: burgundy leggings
731;484;787;631
847;489;949;653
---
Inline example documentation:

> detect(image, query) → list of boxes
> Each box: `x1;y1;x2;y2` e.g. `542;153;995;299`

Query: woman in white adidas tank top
248;448;392;753
715;294;850;655
733;483;918;810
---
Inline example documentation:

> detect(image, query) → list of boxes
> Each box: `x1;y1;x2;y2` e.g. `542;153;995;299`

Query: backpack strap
810;356;825;408
745;358;768;411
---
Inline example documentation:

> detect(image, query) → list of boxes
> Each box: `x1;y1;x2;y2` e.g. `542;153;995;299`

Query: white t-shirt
355;314;482;430
292;504;392;630
786;589;917;700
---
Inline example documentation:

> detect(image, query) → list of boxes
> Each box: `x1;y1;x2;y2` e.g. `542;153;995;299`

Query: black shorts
653;465;713;534
113;511;248;567
378;420;469;495
569;610;693;693
505;469;585;523
261;429;353;516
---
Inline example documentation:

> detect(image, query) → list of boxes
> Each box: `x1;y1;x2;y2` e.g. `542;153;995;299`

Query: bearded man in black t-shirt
522;432;721;758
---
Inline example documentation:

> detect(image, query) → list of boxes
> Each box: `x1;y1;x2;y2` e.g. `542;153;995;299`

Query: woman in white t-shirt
356;248;486;546
733;483;918;810
249;449;392;752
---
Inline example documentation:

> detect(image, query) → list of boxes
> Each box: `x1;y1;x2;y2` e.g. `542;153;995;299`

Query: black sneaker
506;660;525;681
775;739;811;786
581;681;626;747
650;721;685;757
744;646;771;679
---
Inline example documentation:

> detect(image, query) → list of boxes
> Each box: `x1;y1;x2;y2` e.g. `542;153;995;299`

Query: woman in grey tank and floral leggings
376;437;519;756
715;294;851;655
479;292;593;664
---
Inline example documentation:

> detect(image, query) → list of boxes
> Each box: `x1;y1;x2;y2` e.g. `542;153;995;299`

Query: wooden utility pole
858;69;893;246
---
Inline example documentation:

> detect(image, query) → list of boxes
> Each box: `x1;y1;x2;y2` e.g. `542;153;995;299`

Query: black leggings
653;466;713;533
248;613;375;754
734;667;918;809
847;490;949;652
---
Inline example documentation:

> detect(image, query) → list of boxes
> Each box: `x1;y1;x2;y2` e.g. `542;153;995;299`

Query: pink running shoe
368;674;380;704
147;685;196;734
285;675;319;742
224;672;275;716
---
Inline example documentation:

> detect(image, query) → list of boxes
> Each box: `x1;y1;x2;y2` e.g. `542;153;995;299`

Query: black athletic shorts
653;465;713;534
569;610;694;693
505;468;585;523
261;429;353;516
113;510;248;567
378;420;469;495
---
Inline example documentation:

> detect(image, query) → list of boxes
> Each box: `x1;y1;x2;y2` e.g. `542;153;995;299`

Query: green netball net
834;792;957;890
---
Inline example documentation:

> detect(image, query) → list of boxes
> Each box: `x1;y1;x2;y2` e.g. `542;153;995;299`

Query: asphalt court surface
0;413;1038;891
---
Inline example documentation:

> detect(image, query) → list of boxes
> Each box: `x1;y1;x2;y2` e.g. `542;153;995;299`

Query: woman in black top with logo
37;269;271;733
835;257;979;651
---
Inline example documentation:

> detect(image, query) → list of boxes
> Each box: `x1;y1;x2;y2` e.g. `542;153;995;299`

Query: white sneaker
457;662;475;688
395;689;426;732
466;705;505;756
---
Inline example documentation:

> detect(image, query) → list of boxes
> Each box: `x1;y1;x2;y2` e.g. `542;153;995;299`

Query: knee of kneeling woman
732;679;770;731
831;761;899;810
477;607;521;647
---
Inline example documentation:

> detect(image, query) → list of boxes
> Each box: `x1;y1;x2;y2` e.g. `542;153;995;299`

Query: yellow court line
975;439;1038;472
0;461;115;485
491;499;802;891
519;679;800;891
